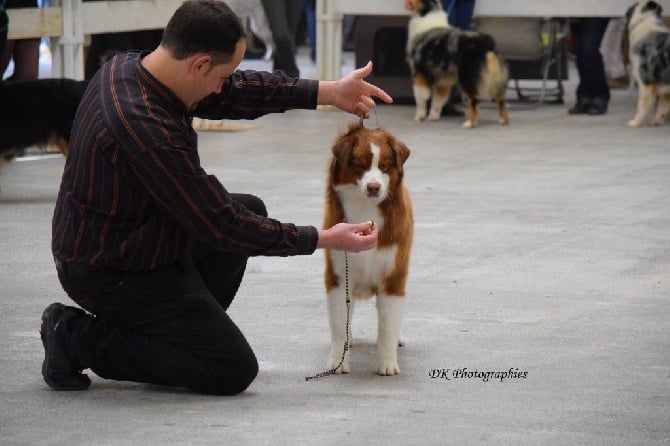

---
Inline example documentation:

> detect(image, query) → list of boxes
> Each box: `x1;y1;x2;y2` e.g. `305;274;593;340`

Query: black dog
0;78;88;171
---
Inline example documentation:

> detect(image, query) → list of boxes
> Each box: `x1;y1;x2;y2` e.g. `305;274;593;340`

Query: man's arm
128;143;319;257
194;70;319;120
195;61;392;120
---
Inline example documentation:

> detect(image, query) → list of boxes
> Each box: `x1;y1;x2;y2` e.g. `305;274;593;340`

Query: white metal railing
5;0;669;80
315;0;667;80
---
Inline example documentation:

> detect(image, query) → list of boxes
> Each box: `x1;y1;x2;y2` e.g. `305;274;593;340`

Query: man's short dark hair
161;0;245;64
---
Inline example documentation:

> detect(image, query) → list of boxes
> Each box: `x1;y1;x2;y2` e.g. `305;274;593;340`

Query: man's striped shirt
53;51;319;271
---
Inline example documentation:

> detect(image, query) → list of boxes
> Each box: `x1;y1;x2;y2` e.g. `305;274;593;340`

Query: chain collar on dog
305;251;352;381
359;104;381;128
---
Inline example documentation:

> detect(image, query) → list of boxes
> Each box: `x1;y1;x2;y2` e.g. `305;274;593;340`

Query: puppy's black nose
367;182;381;197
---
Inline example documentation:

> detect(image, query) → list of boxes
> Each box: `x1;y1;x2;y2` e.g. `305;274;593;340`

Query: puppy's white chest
330;245;398;298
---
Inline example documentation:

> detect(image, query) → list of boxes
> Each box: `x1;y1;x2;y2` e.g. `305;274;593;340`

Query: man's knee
204;355;259;396
228;358;259;394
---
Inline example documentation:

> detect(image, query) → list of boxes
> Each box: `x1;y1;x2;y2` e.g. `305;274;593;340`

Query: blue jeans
304;0;316;61
570;18;610;105
441;0;475;30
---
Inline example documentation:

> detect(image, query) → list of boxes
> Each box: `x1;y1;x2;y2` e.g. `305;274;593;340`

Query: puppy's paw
427;111;441;121
326;353;350;374
375;359;400;376
650;116;667;126
462;120;474;129
627;118;643;128
414;113;427;122
499;117;509;125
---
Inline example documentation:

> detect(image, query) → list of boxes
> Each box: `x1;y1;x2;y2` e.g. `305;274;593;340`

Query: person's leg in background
5;37;39;79
303;0;316;62
1;0;39;81
0;0;8;61
446;0;475;30
568;18;610;115
260;0;302;77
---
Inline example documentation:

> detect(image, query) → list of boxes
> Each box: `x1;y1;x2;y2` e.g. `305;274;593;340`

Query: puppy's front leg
375;295;405;375
628;85;656;127
326;286;352;373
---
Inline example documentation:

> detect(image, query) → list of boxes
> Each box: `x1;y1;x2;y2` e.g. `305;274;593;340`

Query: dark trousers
0;11;7;63
570;18;611;105
55;194;266;395
260;0;302;77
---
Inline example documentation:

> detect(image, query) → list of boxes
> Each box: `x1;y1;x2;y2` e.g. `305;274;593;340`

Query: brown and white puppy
406;0;509;128
626;1;670;127
323;123;413;376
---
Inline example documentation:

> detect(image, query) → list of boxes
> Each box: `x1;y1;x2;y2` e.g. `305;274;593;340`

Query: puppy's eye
378;163;392;172
351;161;367;171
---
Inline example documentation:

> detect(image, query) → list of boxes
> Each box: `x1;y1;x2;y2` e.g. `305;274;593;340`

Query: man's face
192;38;246;109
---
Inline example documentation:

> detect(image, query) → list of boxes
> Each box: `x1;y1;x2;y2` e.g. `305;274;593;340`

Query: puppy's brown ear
331;123;363;167
389;135;411;169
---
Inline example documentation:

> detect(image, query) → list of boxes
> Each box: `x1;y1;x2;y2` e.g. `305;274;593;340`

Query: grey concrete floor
1;51;669;445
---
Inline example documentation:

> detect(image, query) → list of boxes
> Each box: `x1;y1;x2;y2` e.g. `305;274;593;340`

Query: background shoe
568;102;591;114
587;101;608;115
40;303;91;391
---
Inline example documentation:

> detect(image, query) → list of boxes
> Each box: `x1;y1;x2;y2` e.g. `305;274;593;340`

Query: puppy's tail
483;51;509;96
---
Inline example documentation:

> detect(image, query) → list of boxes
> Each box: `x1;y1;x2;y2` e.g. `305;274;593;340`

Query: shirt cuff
297;225;319;255
296;79;319;110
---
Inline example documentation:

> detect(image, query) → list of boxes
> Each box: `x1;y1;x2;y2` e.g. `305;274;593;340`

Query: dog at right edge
625;1;670;127
406;0;509;128
323;123;413;376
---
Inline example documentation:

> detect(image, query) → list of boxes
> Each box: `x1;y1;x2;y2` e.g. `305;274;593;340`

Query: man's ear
191;54;213;75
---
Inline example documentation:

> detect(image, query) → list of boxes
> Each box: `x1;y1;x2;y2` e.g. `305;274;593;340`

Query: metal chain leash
359;104;380;128
305;251;351;381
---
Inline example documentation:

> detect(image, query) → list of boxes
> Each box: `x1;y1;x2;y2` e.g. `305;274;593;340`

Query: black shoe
568;102;592;115
40;303;91;391
441;104;465;117
587;103;608;115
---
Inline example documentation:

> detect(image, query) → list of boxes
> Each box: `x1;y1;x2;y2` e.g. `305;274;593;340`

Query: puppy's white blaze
359;143;389;204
